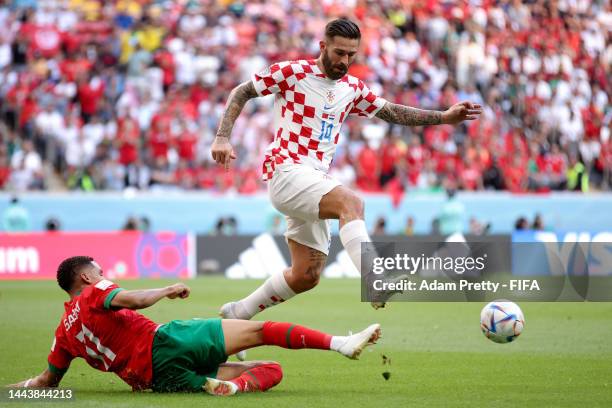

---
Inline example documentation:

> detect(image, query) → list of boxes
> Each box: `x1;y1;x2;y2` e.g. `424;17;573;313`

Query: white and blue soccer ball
480;300;525;343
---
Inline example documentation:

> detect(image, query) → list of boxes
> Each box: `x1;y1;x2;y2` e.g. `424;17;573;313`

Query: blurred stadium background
0;1;611;406
0;0;610;279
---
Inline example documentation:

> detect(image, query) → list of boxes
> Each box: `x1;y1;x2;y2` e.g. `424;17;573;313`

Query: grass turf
1;278;611;408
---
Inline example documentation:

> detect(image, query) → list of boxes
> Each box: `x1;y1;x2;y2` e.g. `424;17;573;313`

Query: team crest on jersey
326;89;335;103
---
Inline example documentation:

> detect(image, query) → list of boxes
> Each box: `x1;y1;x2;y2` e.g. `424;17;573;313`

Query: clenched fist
166;283;190;299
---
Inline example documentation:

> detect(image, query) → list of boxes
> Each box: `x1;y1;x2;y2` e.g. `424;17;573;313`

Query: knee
287;264;323;293
301;269;322;290
340;193;364;220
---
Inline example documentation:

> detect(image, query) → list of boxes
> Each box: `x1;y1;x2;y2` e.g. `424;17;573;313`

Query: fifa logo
326;90;335;104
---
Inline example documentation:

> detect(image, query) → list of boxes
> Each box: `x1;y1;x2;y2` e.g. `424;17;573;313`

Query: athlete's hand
441;101;482;124
166;283;190;300
211;136;236;170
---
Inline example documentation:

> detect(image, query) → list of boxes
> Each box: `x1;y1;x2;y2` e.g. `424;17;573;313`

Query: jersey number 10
319;121;333;142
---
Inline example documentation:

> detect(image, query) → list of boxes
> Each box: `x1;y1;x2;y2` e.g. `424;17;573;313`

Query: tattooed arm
375;101;482;126
211;81;259;168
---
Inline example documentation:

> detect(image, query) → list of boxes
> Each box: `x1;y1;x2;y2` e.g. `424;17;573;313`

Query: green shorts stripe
151;318;227;393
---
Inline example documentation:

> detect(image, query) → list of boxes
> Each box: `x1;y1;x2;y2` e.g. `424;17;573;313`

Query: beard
322;51;348;80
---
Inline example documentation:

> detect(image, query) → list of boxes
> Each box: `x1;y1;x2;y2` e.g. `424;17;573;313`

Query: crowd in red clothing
0;0;610;193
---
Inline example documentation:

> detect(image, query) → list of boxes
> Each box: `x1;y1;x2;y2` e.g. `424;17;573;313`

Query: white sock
339;219;374;274
234;272;296;319
330;336;348;351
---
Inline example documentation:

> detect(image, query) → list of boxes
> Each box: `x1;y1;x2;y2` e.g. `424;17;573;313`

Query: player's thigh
215;361;279;381
285;216;332;259
268;165;341;222
318;184;364;220
152;319;228;392
221;319;265;356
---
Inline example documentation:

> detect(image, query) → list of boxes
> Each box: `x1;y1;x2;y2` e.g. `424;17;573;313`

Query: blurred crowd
0;0;610;194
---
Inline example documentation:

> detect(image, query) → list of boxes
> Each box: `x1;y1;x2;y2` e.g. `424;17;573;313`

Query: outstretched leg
204;319;381;397
221;238;326;321
221;319;381;359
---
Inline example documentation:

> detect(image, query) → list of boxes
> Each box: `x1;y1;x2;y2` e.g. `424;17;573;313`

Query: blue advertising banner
512;231;612;276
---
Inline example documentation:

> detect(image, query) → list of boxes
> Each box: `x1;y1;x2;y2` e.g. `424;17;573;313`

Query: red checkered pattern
253;60;386;180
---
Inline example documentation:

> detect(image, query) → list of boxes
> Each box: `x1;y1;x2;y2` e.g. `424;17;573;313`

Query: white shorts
268;164;341;255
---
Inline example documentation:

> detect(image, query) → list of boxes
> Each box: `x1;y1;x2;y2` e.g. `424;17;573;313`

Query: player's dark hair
57;256;94;292
325;18;361;40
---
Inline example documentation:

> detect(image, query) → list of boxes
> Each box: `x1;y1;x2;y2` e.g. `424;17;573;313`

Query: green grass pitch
1;278;611;407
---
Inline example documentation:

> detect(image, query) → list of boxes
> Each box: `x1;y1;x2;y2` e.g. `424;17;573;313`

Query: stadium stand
0;0;610;193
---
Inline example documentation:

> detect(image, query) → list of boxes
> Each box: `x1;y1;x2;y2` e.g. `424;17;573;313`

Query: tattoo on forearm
216;81;258;139
375;102;442;126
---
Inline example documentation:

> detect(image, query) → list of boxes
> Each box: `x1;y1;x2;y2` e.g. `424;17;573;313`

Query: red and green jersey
47;280;160;390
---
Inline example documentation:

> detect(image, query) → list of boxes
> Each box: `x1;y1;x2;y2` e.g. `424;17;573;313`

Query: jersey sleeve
88;279;125;310
47;328;73;375
252;61;303;97
349;80;387;118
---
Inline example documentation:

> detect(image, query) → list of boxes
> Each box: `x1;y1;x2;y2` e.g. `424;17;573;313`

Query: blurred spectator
67;166;96;191
214;216;238;236
567;153;589;192
483;159;505;191
514;216;529;231
438;188;465;236
2;196;30;232
122;216;139;231
431;218;440;235
9;139;44;191
266;212;285;236
404;216;415;236
225;217;238;235
532;213;544;231
372;216;386;236
0;148;11;188
45;217;61;232
140;216;151;233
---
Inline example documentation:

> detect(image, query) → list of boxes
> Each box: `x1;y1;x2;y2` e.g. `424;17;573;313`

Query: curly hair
56;256;94;292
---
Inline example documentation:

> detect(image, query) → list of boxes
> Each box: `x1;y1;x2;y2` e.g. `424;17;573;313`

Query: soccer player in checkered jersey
211;18;481;344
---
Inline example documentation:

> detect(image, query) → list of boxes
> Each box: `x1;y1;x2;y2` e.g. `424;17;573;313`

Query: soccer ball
480;300;525;343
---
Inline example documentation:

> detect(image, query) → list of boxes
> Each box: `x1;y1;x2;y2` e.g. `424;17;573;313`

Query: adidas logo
225;233;288;279
225;234;398;279
323;249;361;278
